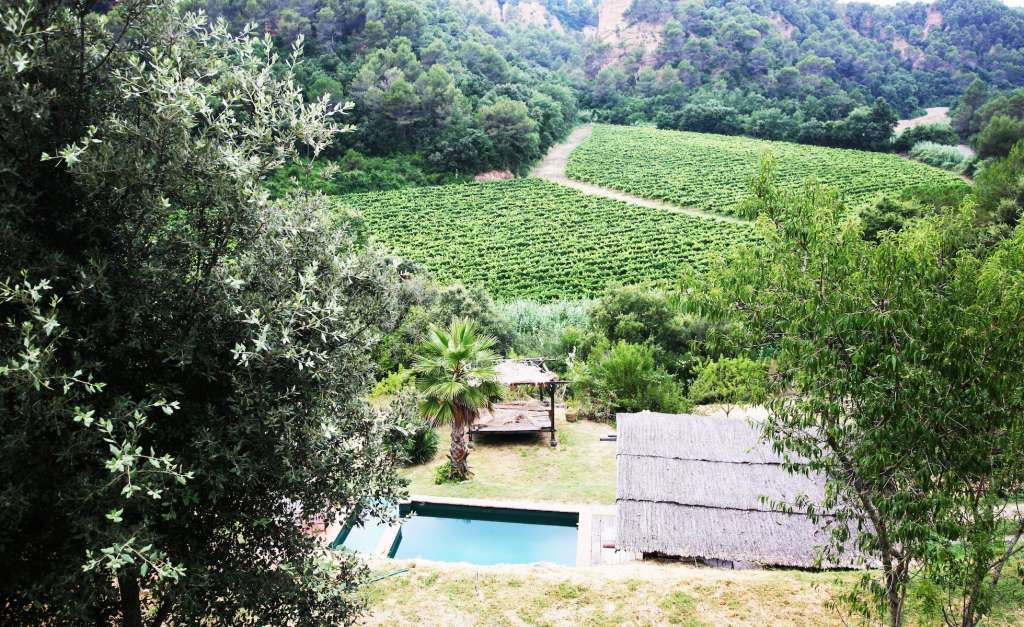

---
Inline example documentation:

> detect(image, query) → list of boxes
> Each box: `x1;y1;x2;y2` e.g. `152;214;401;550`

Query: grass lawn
360;558;1024;627
360;559;852;626
401;415;617;504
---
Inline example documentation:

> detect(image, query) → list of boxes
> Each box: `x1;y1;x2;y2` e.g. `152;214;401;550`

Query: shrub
588;286;721;381
371;367;414;398
898;182;972;210
376;281;519;374
496;299;592;357
570;340;688;418
910;142;969;173
860;182;973;242
403;426;439;466
974;140;1024;226
688;357;768;409
433;460;462;484
892;123;959;152
265;150;461;197
861;196;923;242
384;392;438;466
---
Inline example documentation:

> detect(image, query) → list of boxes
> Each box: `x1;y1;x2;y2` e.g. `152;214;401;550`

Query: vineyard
566;125;967;217
339;179;756;300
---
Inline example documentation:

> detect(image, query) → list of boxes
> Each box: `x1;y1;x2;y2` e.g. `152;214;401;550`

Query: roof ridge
616;452;807;466
616;497;836;518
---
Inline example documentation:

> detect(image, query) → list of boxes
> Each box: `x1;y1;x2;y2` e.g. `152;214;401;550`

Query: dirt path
895;106;951;134
530;124;746;224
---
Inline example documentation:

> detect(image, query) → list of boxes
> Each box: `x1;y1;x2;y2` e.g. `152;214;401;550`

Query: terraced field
339;179;756;300
566;125;967;217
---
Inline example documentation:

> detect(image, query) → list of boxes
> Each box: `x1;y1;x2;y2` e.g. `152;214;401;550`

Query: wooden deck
471;400;560;434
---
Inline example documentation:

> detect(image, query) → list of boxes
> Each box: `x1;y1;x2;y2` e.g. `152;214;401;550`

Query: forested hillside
583;0;1024;144
189;0;1024;179
192;0;583;181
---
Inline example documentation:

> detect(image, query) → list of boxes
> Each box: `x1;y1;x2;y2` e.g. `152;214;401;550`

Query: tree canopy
702;159;1024;626
0;3;407;624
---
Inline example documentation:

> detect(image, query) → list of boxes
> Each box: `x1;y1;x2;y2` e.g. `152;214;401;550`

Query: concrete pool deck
327;495;637;568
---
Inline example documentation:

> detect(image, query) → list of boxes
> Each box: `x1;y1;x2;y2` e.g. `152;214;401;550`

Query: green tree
1;4;405;624
974;140;1024;227
687;357;767;416
569;340;687;418
588;286;715;378
892;123;959;152
413;320;504;481
376;281;518;375
974;114;1024;159
478;97;541;174
841;97;898;151
952;78;989;139
706;162;1024;626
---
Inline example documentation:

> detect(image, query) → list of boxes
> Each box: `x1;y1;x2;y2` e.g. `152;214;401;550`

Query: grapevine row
339;179;757;300
566;125;966;217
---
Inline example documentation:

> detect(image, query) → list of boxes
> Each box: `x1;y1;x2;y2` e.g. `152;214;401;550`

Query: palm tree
413;319;503;481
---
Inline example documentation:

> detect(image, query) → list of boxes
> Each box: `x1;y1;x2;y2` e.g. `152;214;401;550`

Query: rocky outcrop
893;34;926;69
924;8;944;37
469;0;503;21
465;0;565;33
505;1;564;33
769;12;796;41
590;0;662;64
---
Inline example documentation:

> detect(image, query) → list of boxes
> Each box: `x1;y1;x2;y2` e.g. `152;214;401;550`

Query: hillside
576;0;1024;138
190;0;1024;176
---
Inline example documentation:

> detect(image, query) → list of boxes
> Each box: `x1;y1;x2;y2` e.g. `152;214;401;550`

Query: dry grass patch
358;559;853;626
359;560;1024;626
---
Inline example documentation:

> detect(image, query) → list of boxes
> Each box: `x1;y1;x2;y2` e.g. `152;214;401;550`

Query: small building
615;411;862;569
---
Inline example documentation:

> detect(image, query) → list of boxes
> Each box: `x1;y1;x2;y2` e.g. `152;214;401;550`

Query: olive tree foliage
0;3;406;625
702;158;1024;627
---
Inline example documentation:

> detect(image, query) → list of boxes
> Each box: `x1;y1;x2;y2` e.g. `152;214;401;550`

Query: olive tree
703;158;1024;626
1;3;405;625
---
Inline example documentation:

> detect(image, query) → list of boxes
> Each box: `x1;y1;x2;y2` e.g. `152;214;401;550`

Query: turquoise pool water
335;502;578;566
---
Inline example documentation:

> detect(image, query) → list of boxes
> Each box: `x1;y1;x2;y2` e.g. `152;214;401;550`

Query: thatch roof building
471;360;567;447
494;359;558;386
616;412;861;569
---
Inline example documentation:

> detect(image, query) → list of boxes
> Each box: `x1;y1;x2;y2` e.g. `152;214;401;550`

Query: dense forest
586;0;1024;144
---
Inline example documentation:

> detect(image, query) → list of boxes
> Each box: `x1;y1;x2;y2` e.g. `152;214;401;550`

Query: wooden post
548;383;557;447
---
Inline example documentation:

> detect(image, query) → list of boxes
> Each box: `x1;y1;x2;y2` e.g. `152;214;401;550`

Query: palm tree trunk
449;406;470;480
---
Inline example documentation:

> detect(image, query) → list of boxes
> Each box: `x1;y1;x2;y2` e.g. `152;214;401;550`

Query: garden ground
401;415;617;504
363;415;1024;625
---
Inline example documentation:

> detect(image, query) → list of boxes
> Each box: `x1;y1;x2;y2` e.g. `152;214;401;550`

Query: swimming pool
335;501;579;566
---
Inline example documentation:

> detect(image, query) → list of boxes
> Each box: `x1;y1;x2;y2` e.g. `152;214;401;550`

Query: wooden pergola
469;359;569;447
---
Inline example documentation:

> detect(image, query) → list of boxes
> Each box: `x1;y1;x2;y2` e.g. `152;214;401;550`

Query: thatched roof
495;360;558;386
616;412;862;569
